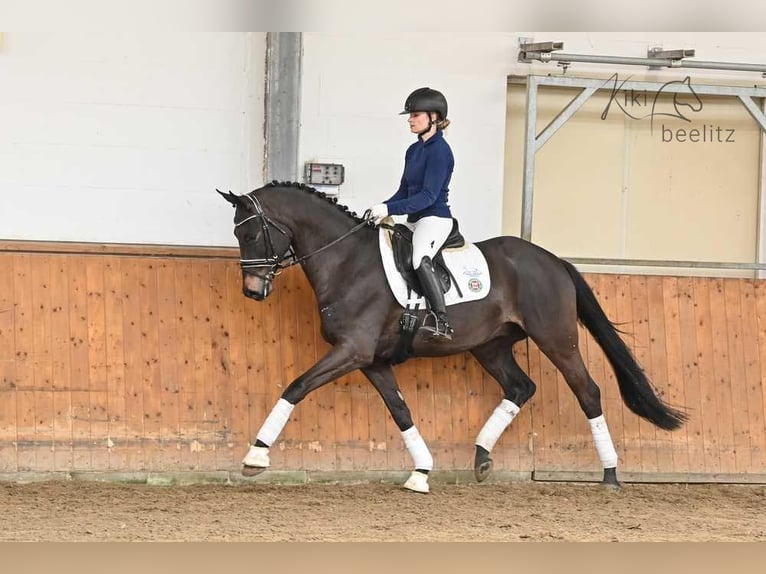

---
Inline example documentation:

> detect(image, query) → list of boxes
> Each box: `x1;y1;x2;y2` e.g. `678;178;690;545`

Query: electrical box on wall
304;162;345;193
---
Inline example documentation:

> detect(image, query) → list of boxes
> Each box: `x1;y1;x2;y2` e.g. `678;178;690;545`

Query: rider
367;87;455;341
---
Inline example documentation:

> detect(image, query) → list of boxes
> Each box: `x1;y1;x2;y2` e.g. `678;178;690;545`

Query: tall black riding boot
415;256;454;341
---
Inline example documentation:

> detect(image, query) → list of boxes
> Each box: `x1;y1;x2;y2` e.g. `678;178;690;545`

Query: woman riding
367;87;456;341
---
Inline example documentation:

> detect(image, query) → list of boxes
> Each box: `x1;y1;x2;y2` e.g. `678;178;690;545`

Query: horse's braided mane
264;180;365;224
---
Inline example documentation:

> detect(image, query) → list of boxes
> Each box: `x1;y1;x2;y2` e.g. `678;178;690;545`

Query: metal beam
536;86;598;152
564;257;766;271
509;74;766;99
519;47;766;75
265;32;302;182
738;95;766;132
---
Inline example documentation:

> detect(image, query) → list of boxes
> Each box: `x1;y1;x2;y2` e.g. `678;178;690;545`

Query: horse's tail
561;259;687;430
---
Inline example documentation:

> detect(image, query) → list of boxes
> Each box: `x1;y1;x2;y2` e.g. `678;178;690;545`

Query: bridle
234;192;370;282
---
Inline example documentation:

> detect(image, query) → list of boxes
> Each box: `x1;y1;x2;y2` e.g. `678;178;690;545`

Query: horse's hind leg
535;341;620;488
362;363;432;494
470;333;536;483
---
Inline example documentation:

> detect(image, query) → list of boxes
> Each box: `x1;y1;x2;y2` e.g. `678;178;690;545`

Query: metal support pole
265;32;302;182
521;77;538;241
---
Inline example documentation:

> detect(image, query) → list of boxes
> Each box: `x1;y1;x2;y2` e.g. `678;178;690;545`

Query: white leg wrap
255;398;294;446
401;426;433;471
475;399;520;452
589;414;618;468
242;445;270;467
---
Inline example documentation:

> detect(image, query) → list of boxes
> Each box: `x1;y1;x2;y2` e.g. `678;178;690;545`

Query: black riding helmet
400;87;448;121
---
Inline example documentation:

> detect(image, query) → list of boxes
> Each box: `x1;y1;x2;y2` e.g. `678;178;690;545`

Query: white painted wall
3;32;765;247
0;32;266;246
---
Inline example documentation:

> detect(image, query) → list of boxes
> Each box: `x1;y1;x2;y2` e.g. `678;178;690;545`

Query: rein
286;219;370;269
235;192;371;277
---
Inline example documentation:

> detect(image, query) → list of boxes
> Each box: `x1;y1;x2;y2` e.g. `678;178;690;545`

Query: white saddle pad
378;219;491;309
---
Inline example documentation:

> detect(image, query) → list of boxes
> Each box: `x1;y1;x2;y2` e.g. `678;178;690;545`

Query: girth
388;218;465;296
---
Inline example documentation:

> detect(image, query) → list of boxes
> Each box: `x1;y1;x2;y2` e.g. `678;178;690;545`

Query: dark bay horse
218;182;686;493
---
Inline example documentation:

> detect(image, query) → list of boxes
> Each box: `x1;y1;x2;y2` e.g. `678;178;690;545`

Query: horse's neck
266;192;374;297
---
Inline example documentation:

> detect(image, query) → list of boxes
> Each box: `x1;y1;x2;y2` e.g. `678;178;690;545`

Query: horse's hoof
474;459;493;483
601;467;621;490
241;465;267;477
474;445;493;482
403;470;430;494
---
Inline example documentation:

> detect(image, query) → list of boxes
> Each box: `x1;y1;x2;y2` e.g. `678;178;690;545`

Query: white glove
368;203;389;223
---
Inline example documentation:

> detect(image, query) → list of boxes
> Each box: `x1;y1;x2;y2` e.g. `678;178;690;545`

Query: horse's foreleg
242;342;373;477
362;363;432;494
470;335;536;482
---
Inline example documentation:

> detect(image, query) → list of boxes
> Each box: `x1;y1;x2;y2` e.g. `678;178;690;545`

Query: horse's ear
216;188;240;207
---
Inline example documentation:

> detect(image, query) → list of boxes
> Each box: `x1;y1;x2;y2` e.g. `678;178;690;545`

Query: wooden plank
140;261;163;470
708;278;736;473
365;382;388;472
173;263;198;471
155;260;181;470
0;255;18;472
676;277;705;472
449;352;472;470
414;358;444;470
103;259;127;470
209;260;233;469
86;258;110;470
739;280;765;472
349;371;371;471
723;279;751;473
66;256;92;471
13;255;36;471
661;277;690;474
646;275;674;474
120;259;145;470
190;260;216;470
692;277;722;474
48;256;73;472
30;256;55;471
629;275;660;474
754;280;766;472
293;271;321;471
334;381;354;471
614;274;642;473
430;357;454;470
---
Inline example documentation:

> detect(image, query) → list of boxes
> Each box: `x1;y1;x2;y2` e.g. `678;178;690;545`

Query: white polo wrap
588;414;618;468
401;426;433;471
255;398;294;446
475;399;521;452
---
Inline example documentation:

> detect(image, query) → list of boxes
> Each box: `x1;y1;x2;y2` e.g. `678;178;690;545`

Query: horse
218;181;687;493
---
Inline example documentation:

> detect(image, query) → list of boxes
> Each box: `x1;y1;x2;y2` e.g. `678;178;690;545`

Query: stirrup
420;312;453;341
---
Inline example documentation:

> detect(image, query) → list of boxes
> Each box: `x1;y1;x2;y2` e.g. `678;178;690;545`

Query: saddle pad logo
467;278;482;292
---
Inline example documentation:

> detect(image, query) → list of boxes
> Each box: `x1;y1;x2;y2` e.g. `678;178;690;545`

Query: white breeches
409;216;454;269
